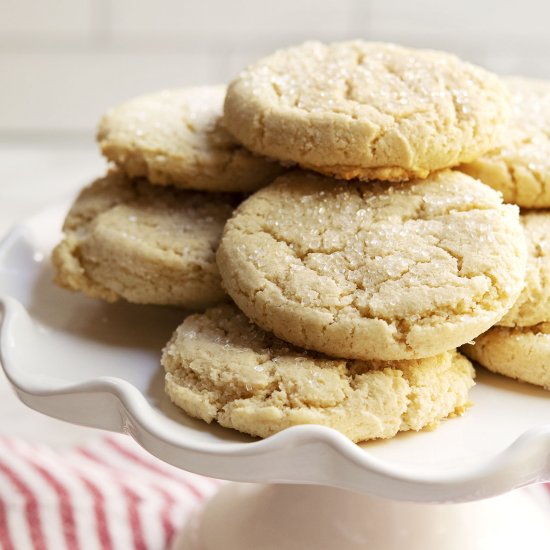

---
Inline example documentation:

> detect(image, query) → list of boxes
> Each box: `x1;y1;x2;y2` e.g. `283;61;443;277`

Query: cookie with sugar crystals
216;170;527;360
460;78;550;208
224;41;510;181
52;170;238;308
162;304;476;442
97;86;284;192
462;324;550;390
498;211;550;327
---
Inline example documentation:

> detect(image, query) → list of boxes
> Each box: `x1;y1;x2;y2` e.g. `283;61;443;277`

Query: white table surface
0;139;109;448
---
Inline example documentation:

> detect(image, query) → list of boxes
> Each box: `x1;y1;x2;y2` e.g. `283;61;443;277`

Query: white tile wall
0;0;549;135
0;52;217;131
110;0;356;38
0;0;94;34
367;0;550;37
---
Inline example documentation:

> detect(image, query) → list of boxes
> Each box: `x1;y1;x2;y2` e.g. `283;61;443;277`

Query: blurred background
2;0;550;140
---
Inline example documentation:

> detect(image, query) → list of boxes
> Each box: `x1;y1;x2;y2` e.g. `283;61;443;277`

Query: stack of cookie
460;78;550;391
53;41;548;444
52;86;283;309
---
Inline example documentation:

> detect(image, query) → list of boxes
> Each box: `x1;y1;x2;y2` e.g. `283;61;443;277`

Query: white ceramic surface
0;204;549;503
173;484;550;550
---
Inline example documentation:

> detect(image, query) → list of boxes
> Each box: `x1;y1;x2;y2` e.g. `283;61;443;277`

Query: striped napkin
1;434;548;550
0;434;220;550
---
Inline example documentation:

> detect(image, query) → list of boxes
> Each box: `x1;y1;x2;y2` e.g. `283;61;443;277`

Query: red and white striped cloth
0;434;221;550
0;434;548;550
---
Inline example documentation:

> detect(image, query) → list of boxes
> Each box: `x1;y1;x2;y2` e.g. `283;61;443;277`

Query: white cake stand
1;204;549;549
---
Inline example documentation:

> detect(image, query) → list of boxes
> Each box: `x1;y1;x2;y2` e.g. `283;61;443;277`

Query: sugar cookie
163;304;476;441
217;170;526;360
462;324;550;390
498;211;550;327
460;78;550;208
53;171;237;308
224;41;510;181
98;86;284;192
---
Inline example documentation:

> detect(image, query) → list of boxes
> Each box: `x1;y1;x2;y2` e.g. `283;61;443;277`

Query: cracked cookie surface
162;304;475;441
217;170;527;360
52;170;238;307
498;211;550;327
97;86;284;192
224;41;510;181
460;78;550;208
462;323;550;390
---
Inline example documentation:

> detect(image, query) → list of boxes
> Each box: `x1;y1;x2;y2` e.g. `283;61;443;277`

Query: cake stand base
172;482;550;550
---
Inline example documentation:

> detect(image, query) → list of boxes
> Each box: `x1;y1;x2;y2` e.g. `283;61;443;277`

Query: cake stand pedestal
173;483;550;550
1;205;549;550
